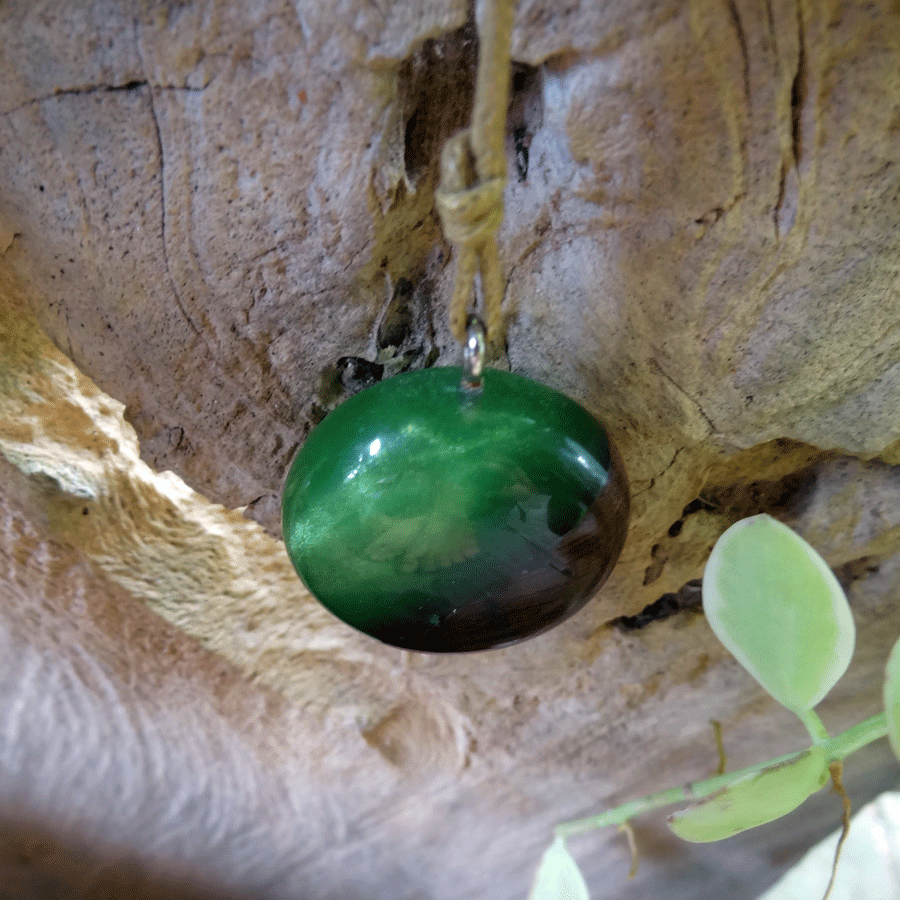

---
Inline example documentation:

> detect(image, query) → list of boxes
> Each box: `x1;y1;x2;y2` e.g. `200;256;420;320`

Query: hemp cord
435;0;515;347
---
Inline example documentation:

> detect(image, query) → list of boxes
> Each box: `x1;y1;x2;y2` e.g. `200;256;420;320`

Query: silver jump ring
462;314;486;391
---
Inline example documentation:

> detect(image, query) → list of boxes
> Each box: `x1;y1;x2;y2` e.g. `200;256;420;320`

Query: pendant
282;323;629;652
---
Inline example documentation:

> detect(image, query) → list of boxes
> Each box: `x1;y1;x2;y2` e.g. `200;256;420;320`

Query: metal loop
461;313;486;391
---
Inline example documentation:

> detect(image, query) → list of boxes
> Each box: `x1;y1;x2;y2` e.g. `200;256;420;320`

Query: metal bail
462;313;486;391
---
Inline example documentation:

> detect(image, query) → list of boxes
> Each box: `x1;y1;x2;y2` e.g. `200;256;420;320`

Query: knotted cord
435;0;514;347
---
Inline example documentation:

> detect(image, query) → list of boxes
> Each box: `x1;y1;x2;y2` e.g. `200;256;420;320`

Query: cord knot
436;129;505;344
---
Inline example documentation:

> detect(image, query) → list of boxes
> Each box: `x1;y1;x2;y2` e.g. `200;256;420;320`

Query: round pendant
281;367;629;652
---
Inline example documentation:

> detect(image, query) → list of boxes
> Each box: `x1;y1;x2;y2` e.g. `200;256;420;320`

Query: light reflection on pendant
281;359;630;652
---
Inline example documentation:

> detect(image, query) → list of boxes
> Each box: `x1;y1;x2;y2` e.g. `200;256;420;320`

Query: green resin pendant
282;366;629;652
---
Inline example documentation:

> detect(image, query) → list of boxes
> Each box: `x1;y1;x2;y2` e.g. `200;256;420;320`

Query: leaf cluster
533;514;900;899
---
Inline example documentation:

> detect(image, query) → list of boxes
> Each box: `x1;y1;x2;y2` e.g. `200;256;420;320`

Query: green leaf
883;634;900;763
529;837;590;900
702;514;855;713
668;746;829;843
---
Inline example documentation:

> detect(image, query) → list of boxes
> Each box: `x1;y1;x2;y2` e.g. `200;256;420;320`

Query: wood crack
633;446;685;497
773;0;806;239
503;216;551;287
144;84;201;341
764;0;778;61
773;158;787;239
691;190;746;230
1;232;21;255
789;0;806;168
0;81;204;117
726;0;751;102
650;359;716;434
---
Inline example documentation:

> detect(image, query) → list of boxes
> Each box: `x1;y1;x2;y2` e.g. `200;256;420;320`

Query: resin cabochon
282;367;630;651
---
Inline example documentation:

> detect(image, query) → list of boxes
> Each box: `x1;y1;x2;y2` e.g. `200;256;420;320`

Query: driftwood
1;1;900;897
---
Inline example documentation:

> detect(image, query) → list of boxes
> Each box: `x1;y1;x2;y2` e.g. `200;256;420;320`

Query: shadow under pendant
281;367;629;652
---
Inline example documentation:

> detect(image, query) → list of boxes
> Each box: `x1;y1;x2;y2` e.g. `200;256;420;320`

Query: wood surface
1;1;899;897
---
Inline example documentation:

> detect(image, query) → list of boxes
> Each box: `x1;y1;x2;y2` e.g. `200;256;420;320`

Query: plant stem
798;708;830;744
826;711;888;758
554;711;888;840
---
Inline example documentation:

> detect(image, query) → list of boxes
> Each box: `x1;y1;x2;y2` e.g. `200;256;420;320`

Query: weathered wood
1;1;900;897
